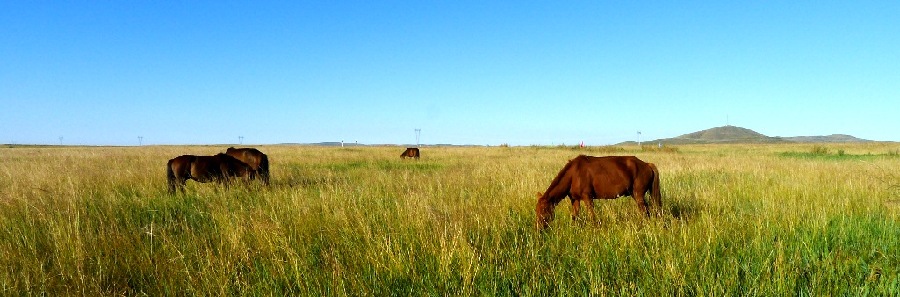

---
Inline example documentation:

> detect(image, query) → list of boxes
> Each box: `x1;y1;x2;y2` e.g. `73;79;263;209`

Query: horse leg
168;177;177;194
632;192;650;218
570;198;580;222
582;197;598;226
242;174;252;189
175;177;187;194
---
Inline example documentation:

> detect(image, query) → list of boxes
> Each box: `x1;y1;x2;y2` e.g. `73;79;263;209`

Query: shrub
810;145;829;155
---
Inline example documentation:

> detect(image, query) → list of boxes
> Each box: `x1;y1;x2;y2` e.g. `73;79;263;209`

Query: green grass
778;144;900;161
0;144;898;295
778;151;898;161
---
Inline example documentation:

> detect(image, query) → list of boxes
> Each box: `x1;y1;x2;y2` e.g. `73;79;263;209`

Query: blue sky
2;1;898;146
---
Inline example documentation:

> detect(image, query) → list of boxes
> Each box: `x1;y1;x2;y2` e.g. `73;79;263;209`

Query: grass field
1;143;898;295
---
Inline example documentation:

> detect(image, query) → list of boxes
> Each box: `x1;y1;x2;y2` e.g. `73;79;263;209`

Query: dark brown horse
535;155;661;230
401;147;420;160
167;153;255;193
225;147;270;185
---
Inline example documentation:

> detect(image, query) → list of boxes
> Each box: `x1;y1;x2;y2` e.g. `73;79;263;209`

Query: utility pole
415;129;421;147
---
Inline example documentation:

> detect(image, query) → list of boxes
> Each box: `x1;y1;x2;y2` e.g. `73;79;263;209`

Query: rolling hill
620;125;870;145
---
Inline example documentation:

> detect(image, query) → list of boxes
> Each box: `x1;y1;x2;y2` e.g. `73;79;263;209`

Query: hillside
784;134;869;143
670;126;784;144
621;126;870;145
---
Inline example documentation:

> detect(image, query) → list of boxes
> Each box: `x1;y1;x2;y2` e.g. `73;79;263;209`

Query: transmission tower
415;129;421;147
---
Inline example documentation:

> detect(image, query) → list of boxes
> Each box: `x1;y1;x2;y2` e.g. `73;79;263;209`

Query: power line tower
138;136;143;146
637;131;642;147
238;136;244;145
59;136;63;146
415;129;421;147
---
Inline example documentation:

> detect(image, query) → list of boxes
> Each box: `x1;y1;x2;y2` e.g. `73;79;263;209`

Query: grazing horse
167;153;255;193
400;147;420;160
535;155;661;230
225;147;270;185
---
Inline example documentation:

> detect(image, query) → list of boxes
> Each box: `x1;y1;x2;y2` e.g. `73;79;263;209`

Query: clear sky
2;1;898;146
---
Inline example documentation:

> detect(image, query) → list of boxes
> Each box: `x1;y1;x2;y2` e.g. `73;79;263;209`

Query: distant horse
225;147;270;185
535;155;661;230
167;153;255;193
401;147;420;160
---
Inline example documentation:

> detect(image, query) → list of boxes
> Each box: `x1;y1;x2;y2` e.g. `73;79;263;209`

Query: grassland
0;143;898;295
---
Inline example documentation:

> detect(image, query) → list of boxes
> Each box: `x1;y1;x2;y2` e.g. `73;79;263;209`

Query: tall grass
0;144;898;295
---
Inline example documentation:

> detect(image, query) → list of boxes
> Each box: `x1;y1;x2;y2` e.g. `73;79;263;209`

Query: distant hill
783;134;869;143
620;126;870;145
670;125;785;144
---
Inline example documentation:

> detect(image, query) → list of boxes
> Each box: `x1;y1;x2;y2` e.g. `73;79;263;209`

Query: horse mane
535;155;584;229
538;155;584;202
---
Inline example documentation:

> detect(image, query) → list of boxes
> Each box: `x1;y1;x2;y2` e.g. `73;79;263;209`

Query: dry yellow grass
0;143;898;295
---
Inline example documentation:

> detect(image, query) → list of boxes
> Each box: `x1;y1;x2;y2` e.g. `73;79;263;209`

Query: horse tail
167;159;176;194
260;153;270;185
536;157;578;230
648;163;662;215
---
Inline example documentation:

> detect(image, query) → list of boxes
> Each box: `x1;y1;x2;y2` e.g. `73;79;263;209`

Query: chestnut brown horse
535;155;661;230
167;153;255;193
401;147;420;160
225;147;270;185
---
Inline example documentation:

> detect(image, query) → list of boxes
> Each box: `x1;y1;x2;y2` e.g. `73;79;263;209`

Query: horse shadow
664;192;703;222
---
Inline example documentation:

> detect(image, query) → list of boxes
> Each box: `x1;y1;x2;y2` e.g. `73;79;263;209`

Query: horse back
168;155;197;178
215;153;254;177
226;147;266;169
184;155;221;182
571;155;652;199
